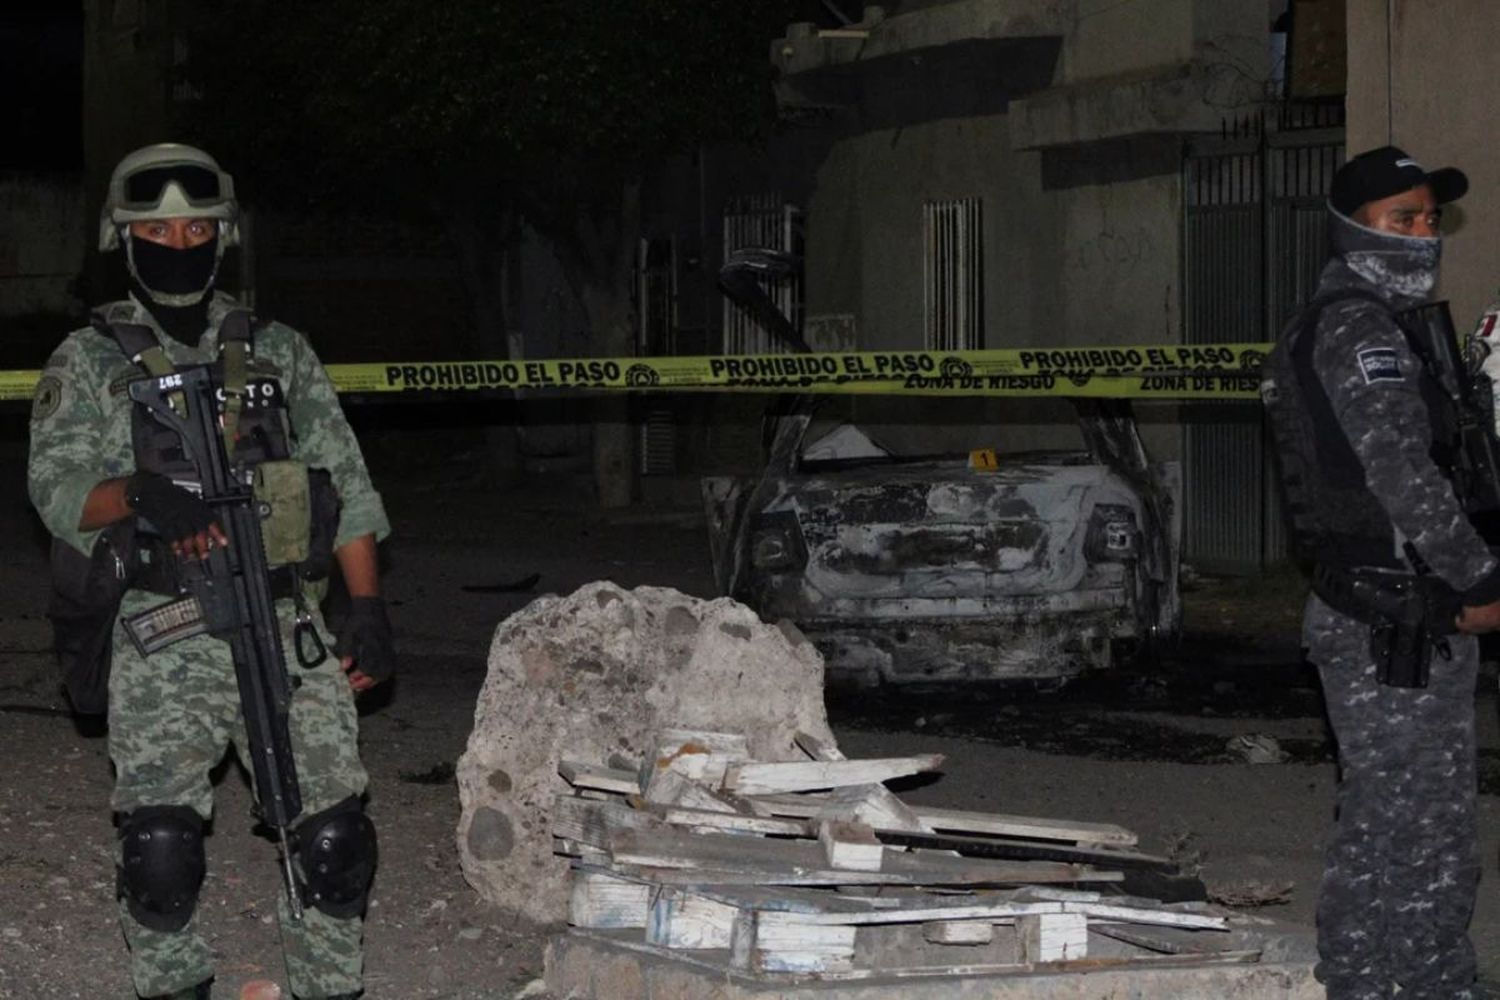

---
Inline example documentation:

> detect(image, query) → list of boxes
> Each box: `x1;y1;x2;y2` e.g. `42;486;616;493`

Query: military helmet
98;143;240;252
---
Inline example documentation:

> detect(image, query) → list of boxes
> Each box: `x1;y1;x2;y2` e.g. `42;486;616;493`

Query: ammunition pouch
46;520;140;715
1312;564;1461;689
251;461;339;580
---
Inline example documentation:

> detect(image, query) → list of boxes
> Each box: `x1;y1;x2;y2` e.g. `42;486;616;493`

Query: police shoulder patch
1357;347;1403;384
32;375;63;421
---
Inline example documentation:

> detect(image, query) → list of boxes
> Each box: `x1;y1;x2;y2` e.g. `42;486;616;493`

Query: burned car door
1072;398;1182;646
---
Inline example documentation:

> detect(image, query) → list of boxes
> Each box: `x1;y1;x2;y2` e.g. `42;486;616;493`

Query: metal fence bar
1181;131;1342;573
923;198;983;351
722;195;802;354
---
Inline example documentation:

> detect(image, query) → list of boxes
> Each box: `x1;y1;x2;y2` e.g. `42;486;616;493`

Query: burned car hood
744;460;1138;601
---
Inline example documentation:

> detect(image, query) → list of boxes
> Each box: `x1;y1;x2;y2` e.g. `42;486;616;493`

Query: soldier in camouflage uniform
1278;146;1500;1000
27;144;393;1000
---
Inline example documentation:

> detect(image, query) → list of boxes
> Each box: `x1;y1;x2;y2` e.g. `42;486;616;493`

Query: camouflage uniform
1299;211;1491;1000
27;293;390;999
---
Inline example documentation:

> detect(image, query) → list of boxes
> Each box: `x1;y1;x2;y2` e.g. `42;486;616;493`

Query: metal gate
1182;124;1342;572
722;195;802;354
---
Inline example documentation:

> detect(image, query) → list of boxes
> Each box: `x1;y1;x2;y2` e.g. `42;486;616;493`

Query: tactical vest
92;308;338;579
1262;290;1458;572
91;308;294;483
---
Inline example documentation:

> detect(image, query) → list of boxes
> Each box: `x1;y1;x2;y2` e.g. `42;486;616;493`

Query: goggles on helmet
120;164;225;210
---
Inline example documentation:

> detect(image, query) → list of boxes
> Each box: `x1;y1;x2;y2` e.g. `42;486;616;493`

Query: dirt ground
4;425;1500;999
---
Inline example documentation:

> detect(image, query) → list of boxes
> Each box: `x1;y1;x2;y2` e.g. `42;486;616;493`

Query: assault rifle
1400;301;1500;530
126;365;306;920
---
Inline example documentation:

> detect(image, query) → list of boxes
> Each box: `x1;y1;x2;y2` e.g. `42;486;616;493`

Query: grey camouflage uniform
1299;212;1490;1000
27;293;390;999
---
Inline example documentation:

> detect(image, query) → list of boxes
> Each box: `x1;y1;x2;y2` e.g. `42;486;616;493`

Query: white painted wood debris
551;727;1244;980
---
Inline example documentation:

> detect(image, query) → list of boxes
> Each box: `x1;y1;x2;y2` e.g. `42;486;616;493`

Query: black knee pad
293;797;377;919
117;805;206;933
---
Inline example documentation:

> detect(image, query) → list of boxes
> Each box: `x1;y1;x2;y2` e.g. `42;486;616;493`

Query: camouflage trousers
1304;596;1479;1000
108;587;369;1000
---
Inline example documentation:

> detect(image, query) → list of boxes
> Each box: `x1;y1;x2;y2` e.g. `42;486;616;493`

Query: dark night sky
1;3;83;171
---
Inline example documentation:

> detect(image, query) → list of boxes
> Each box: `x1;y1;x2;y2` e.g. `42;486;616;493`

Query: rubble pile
455;582;833;921
548;728;1259;981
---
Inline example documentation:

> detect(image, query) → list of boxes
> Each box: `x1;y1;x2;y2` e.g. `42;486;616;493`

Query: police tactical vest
1262;290;1458;572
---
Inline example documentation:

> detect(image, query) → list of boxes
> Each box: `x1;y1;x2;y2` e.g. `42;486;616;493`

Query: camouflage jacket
1307;218;1499;597
27;293;390;557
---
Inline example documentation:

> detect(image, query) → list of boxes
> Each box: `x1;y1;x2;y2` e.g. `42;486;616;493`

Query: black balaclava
127;234;220;346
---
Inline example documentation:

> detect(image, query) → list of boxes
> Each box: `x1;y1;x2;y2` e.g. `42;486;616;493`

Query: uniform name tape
0;343;1274;403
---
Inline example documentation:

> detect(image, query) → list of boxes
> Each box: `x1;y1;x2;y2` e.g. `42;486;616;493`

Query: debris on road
1226;733;1291;765
456;582;832;922
546;727;1267;983
1207;879;1296;909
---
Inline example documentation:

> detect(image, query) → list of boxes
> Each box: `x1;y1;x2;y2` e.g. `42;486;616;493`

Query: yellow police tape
0;343;1275;404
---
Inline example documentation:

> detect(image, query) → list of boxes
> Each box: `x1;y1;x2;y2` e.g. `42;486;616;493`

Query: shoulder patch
1357;347;1403;384
31;375;63;421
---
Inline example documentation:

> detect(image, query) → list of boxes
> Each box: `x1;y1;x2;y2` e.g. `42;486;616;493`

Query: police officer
1266;145;1500;1000
27;144;393;1000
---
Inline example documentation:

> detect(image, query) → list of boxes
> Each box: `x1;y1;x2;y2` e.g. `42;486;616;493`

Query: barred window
722;195;802;354
923;198;984;351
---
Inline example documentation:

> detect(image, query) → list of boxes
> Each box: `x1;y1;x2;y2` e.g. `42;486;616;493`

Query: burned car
703;401;1181;685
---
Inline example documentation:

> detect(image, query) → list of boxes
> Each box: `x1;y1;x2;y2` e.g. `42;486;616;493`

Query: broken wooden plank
609;826;1116;887
553;837;609;865
924;919;995;945
639;802;811;837
550;793;660;848
628;863;1122;888
814;950;1261;981
655;729;751;784
658;728;750;759
645;885;737;949
753;900;1065;927
1089;923;1229;955
751;793;1137;846
794;731;937;834
722;755;944;795
816;783;938;835
731;909;856;974
792;730;845;762
818;820;884;872
558;761;640;795
1019;912;1089;962
915;803;1137;847
685;883;917;915
875;828;1176;871
1062;901;1228;931
641;767;742;814
568;871;650;929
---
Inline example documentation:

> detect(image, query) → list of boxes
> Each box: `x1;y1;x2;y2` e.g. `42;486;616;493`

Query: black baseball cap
1329;145;1468;216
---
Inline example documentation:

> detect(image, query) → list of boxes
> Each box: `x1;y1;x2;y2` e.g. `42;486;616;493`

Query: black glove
125;471;219;550
335;596;397;682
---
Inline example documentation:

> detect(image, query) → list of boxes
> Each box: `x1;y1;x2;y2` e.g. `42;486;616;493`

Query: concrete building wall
0;174;87;319
1347;0;1500;328
777;0;1276;464
795;111;1185;459
1062;0;1265;87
